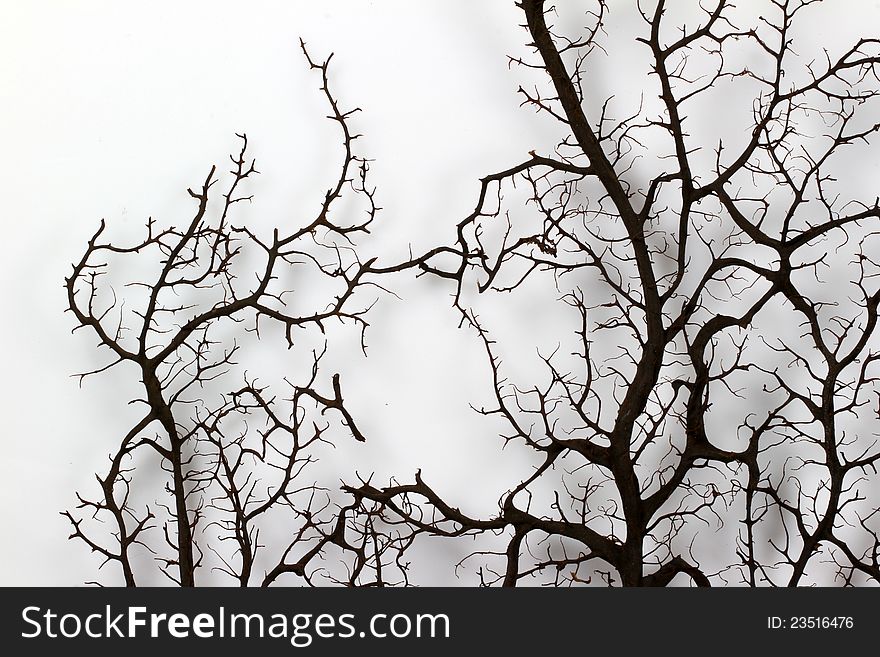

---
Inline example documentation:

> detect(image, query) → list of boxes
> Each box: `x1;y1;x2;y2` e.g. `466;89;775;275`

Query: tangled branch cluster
67;2;880;586
65;43;407;586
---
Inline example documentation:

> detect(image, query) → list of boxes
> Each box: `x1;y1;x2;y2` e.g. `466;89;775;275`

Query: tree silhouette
64;43;397;586
66;2;880;587
347;0;880;586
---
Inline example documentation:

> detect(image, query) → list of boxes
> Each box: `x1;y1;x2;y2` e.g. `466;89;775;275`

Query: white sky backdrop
1;1;879;585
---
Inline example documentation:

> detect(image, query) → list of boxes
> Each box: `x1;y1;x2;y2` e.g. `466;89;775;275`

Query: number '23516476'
768;617;854;630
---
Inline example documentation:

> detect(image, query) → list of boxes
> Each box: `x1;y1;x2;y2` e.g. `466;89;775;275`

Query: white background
2;0;879;585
